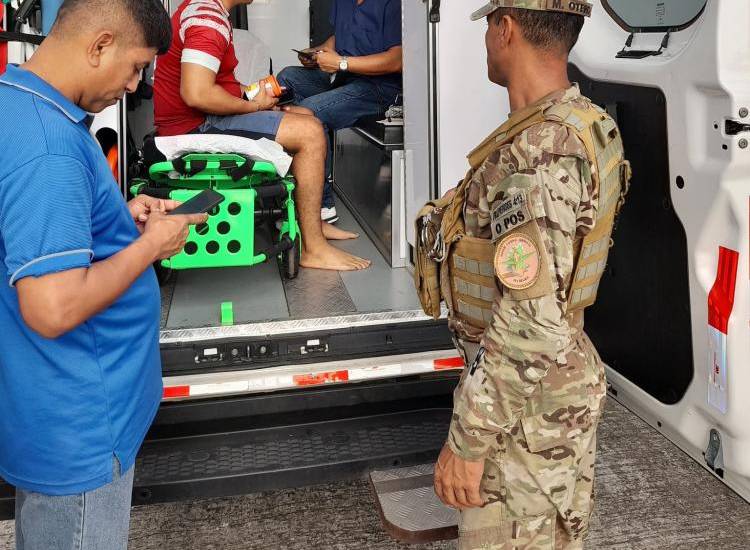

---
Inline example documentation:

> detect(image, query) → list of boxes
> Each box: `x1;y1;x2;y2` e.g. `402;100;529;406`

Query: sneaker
321;206;339;224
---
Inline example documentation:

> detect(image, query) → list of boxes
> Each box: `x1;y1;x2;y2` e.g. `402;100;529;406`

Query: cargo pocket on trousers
505;511;556;549
519;404;594;516
521;403;593;455
459;512;556;550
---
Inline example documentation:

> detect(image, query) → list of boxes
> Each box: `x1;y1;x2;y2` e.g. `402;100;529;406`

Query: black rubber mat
133;409;451;505
283;268;357;318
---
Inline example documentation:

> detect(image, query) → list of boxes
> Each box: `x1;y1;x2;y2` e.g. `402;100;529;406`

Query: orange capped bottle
245;75;283;100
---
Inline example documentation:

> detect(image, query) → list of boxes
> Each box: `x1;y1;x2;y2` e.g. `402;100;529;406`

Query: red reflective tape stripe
293;370;349;386
434;357;465;370
708;246;740;334
163;386;190;399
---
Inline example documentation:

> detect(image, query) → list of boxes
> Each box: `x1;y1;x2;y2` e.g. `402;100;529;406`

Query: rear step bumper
371;463;458;544
132;408;450;505
0;378;457;520
0;409;450;517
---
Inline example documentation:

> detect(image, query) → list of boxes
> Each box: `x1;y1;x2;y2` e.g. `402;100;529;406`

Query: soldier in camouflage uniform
430;1;629;549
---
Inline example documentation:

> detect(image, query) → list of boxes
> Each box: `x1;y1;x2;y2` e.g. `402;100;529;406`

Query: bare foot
301;243;371;271
322;222;359;240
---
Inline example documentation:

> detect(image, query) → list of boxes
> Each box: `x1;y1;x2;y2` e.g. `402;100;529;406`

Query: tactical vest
414;95;631;343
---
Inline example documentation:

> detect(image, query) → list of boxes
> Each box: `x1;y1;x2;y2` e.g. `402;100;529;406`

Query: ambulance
0;0;748;521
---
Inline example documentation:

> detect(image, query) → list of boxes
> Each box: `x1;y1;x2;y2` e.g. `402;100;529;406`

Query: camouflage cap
470;0;593;21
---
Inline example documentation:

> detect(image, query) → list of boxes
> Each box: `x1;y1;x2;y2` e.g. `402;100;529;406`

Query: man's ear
498;14;515;48
87;31;116;68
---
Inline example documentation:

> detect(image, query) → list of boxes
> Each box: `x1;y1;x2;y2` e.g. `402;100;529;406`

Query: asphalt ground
2;398;749;550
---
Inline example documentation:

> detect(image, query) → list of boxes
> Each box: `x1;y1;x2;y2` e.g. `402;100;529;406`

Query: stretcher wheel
281;234;301;280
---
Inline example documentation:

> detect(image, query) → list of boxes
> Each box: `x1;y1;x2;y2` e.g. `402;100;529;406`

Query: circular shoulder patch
494;234;541;290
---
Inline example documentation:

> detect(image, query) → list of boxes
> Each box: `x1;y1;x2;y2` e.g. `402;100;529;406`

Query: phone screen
168;189;225;216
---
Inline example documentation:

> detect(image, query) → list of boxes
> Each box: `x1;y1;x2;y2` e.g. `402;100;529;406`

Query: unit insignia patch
494;234;541;290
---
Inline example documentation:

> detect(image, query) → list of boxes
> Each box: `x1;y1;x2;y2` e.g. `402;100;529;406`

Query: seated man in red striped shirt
153;0;370;271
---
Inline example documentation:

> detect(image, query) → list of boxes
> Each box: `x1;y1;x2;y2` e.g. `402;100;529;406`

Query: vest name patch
490;193;532;242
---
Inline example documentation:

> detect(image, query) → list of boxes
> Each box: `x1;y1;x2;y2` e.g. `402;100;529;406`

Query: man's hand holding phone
141;209;207;261
128;195;181;234
294;48;320;68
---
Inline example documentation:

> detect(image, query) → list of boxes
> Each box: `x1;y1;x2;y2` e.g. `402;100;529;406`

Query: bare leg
322;222;358;240
275;113;371;271
280;105;315;116
279;111;358;241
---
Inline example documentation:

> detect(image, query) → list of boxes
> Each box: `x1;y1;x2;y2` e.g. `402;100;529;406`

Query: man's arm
180;63;276;115
178;23;277;114
2;155;207;339
448;157;590;461
316;46;403;76
16;211;205;339
435;154;590;510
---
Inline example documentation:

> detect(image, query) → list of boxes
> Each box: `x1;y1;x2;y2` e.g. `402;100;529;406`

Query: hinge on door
704;428;725;478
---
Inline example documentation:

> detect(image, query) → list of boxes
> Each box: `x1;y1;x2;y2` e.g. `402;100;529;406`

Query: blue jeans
277;67;401;208
14;458;134;550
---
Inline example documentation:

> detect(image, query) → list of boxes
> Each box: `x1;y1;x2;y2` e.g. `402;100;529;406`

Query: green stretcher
131;153;301;280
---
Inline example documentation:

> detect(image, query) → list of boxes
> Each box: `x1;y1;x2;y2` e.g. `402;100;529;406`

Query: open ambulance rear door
573;0;750;502
402;0;750;505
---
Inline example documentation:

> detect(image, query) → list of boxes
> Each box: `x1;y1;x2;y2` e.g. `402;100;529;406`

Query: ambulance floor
2;398;748;550
159;199;420;330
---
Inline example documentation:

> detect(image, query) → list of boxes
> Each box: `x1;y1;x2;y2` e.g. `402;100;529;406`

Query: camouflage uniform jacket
448;85;601;461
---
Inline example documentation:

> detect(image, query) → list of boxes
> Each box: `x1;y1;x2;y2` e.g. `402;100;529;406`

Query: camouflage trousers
454;336;605;550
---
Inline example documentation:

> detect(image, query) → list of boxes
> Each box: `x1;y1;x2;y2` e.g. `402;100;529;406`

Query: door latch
725;119;750;136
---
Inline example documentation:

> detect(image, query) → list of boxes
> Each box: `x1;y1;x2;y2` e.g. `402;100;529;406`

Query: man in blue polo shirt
277;0;402;223
0;0;206;548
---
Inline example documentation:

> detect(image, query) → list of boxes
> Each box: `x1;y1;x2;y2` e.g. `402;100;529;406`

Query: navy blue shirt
0;65;162;495
331;0;402;90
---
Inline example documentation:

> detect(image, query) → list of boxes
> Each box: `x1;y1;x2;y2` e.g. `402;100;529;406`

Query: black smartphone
292;48;316;60
168;189;224;216
277;88;295;106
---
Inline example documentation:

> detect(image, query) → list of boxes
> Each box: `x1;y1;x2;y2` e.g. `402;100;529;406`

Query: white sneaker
321;206;339;224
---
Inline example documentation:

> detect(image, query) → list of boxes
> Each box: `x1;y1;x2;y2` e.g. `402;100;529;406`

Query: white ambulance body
0;0;747;514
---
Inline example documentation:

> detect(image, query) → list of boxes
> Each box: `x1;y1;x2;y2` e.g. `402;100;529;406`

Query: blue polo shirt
331;0;402;90
0;65;162;496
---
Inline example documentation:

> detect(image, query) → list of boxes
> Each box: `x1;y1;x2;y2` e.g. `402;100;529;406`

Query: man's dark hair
53;0;172;55
492;8;584;55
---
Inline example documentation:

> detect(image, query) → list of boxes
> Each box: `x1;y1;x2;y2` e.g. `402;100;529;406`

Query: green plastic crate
131;152;301;277
164;188;260;269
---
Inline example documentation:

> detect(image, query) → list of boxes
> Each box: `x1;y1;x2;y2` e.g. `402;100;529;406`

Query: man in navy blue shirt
0;0;206;548
278;0;403;223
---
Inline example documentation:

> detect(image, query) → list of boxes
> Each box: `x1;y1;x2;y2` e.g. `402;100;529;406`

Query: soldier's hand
434;445;485;510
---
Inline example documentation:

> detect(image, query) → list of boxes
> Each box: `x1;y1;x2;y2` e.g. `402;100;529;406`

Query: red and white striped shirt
153;0;242;136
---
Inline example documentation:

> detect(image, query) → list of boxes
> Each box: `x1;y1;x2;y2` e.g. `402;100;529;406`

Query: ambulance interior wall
570;64;695;405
